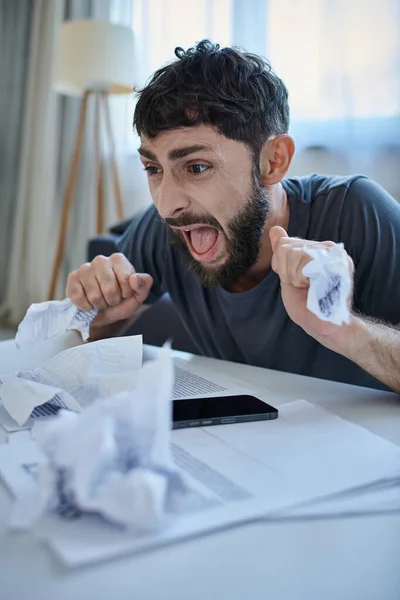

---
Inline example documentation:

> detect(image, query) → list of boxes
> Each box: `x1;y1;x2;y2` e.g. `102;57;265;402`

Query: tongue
190;227;218;255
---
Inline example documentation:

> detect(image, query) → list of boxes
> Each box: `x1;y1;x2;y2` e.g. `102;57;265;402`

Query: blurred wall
289;146;400;201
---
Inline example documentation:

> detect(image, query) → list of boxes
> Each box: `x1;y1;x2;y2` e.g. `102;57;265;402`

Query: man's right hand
66;253;153;330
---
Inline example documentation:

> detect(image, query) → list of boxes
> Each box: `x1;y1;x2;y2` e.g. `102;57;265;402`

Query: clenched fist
269;226;354;344
66;253;153;330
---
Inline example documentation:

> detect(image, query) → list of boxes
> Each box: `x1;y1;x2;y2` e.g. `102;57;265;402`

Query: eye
143;165;163;176
189;164;210;175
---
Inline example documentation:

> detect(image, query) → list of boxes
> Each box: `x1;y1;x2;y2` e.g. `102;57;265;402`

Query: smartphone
172;394;278;429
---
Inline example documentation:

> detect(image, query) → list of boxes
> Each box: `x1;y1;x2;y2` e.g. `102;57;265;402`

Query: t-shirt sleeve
339;177;400;324
115;205;167;304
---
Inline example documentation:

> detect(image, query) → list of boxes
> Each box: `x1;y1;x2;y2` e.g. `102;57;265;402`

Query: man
67;40;400;393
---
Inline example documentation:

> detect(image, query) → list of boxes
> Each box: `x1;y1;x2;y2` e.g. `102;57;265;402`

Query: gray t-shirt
117;175;400;390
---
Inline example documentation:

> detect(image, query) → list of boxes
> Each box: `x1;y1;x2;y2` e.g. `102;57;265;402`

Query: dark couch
88;219;198;354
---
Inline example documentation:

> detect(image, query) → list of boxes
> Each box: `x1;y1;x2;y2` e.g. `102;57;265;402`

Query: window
132;0;232;84
268;0;399;121
130;0;400;148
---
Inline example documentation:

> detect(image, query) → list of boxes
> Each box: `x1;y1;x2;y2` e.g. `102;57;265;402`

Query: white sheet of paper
0;432;43;497
0;377;81;426
1;399;400;567
276;483;400;519
0;336;143;428
0;331;83;378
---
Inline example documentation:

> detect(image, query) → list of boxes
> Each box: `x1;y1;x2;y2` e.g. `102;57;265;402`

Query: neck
229;182;289;293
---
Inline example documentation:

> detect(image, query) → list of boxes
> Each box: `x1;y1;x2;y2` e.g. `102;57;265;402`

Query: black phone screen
173;395;278;422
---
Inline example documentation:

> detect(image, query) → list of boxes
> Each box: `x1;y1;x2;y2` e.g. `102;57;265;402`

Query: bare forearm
88;305;150;342
330;316;400;394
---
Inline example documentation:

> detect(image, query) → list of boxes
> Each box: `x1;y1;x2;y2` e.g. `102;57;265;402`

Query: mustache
165;213;223;232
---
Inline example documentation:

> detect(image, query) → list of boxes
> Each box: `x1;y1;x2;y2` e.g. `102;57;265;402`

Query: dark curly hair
134;40;290;155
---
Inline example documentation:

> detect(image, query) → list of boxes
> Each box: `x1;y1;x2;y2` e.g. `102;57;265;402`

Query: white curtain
2;0;134;325
0;0;33;306
1;0;63;325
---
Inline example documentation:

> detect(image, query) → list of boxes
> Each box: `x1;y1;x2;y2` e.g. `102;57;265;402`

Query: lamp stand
48;90;124;301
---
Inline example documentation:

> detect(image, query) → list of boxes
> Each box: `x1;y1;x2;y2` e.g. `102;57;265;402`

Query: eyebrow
138;147;158;161
168;145;211;160
138;144;212;163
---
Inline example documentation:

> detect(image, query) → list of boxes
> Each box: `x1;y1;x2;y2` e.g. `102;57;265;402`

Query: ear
259;135;295;186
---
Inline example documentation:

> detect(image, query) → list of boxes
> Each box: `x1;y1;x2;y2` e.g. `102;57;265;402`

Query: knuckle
111;253;134;272
111;252;128;265
92;255;108;267
103;285;121;303
67;269;77;281
68;284;82;300
102;282;118;295
66;270;77;290
86;292;103;306
279;242;291;254
68;288;90;310
77;262;92;279
286;247;298;264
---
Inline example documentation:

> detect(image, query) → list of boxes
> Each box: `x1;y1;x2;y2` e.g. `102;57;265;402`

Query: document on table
276;477;400;520
1;399;399;567
0;336;143;430
0;353;251;433
172;356;251;399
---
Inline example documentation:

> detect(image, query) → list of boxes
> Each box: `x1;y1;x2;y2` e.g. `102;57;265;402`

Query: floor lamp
48;20;135;301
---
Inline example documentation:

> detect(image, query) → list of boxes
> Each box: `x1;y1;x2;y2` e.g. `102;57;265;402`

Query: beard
166;168;270;288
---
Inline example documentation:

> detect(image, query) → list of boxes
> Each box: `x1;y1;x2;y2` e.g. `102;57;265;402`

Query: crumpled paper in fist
15;299;98;347
302;243;352;326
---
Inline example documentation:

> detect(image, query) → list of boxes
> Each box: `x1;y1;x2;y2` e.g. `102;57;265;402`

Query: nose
154;171;191;219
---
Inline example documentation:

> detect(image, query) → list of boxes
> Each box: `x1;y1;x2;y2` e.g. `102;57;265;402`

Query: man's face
138;125;269;287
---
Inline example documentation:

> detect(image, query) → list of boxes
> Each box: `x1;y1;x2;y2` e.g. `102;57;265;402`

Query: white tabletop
1;343;400;600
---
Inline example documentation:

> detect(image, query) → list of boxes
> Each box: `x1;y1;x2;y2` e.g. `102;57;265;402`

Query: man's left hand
269;226;354;346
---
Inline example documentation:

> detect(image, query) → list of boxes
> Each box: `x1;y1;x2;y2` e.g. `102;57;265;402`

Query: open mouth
178;225;222;262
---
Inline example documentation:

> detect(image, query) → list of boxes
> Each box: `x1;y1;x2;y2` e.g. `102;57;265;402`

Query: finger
93;259;122;307
272;242;310;287
92;295;142;326
272;235;337;252
269;226;289;252
287;248;311;288
66;275;92;311
348;255;355;277
271;235;291;282
77;268;108;310
129;273;153;303
272;243;292;285
111;254;136;299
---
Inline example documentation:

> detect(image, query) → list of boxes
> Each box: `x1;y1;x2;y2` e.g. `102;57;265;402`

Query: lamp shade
54;20;135;96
